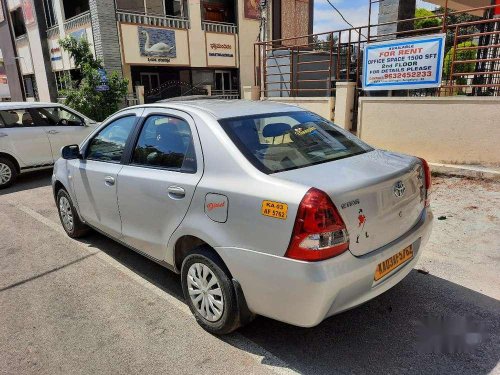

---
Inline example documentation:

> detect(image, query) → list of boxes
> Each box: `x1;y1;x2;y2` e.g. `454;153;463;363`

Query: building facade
0;0;313;102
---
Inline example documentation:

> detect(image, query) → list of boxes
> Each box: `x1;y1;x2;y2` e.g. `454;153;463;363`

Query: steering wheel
57;118;69;126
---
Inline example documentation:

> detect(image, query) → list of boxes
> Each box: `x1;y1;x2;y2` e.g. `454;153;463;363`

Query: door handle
104;176;115;186
47;130;59;134
0;132;7;137
167;185;185;199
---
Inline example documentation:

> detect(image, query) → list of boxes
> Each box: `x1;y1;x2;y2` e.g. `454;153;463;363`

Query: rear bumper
216;208;433;327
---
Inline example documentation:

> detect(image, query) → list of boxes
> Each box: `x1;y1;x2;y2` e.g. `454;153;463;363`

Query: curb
429;163;500;181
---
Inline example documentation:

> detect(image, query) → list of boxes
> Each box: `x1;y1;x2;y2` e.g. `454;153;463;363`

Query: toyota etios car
0;102;97;188
53;100;433;334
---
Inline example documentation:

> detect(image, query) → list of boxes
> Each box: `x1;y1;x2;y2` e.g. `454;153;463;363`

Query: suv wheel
181;248;240;335
0;158;17;189
56;189;90;238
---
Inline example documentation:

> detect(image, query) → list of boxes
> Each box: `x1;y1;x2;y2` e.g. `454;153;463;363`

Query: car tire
0;158;17;189
181;247;240;335
56;188;90;238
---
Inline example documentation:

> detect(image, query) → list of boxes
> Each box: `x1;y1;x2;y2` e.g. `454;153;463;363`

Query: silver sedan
52;99;433;334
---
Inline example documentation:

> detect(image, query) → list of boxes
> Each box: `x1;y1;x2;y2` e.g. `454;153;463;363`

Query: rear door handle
0;132;7;137
47;130;59;134
167;185;185;199
104;176;115;186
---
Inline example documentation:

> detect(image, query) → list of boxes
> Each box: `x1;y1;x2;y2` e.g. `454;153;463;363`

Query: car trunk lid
275;150;426;256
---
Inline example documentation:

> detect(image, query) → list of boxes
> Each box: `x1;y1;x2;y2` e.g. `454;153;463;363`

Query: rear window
218;111;372;174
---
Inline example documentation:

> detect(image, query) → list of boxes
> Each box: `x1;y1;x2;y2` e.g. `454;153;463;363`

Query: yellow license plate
261;200;288;220
374;245;413;281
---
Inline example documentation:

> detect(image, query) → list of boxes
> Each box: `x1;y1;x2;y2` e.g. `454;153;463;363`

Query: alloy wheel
59;196;74;232
0;163;12;185
187;263;224;322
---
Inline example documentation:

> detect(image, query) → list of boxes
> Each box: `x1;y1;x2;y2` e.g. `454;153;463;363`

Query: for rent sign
362;34;445;91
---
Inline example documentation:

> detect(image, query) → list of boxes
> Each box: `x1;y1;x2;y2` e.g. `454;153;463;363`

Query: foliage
443;41;477;80
437;6;481;55
59;36;128;122
414;8;441;29
312;33;339;51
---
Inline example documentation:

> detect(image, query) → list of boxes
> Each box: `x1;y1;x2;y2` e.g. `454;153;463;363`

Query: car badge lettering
393;181;406;198
207;201;225;211
341;198;360;209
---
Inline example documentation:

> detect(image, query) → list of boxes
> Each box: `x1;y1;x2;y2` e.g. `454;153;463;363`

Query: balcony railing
63;11;92;31
15;34;28;44
202;21;237;34
47;25;60;38
212;89;240;99
116;11;190;29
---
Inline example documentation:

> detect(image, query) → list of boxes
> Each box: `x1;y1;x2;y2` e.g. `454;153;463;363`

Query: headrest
1;111;19;126
262;123;291;138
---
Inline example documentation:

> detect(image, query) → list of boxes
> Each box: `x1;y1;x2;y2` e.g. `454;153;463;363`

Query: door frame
214;70;232;93
140;72;161;98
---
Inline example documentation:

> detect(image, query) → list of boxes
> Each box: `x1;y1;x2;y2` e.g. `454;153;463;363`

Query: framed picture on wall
244;0;260;20
22;0;36;26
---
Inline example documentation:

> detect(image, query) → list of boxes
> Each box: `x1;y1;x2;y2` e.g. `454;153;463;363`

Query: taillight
418;157;432;207
285;188;349;261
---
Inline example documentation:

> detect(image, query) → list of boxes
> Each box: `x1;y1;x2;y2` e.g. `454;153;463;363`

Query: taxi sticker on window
261;200;288;220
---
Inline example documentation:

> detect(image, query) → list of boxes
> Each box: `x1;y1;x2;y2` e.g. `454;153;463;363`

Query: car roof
131;99;304;119
0;102;63;110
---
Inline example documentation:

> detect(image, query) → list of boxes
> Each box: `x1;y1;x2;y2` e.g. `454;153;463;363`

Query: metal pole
442;0;449;33
368;0;372;42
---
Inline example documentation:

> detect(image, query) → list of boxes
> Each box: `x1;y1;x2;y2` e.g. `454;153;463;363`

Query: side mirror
61;144;81;160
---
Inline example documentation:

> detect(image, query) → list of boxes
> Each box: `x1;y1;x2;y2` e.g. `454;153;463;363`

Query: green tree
414;8;441;29
443;40;477;90
59;36;128;122
312;33;339;51
437;6;480;55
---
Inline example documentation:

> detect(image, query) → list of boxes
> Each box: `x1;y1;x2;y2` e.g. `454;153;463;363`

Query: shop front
119;22;240;102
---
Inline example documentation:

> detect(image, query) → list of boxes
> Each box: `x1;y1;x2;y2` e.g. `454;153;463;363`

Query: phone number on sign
384;71;432;79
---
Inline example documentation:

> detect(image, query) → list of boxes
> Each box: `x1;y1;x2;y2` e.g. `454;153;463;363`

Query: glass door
140;72;161;100
214;70;232;94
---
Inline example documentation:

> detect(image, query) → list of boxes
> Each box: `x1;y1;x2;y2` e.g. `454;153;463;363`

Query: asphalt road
0;170;499;375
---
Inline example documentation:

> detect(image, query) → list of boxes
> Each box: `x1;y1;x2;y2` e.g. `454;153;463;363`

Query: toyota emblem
393;181;406;198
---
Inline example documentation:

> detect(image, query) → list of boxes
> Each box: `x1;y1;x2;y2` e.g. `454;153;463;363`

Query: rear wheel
181;247;240;335
57;189;90;238
0;158;17;189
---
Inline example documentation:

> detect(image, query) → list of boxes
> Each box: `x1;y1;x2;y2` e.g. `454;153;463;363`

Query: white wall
357;96;500;165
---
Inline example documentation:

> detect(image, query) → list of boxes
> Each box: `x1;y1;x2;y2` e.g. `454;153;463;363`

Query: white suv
0;102;97;188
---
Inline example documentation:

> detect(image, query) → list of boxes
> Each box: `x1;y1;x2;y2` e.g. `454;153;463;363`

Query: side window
0;109;35;128
132;115;196;172
34;107;84;126
87;116;136;162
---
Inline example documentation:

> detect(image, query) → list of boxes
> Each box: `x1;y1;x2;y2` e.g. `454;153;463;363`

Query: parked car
0;102;97;188
52;100;433;334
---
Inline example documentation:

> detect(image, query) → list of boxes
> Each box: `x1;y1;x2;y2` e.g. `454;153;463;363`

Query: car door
117;108;203;261
69;109;143;238
31;106;94;160
0;108;53;167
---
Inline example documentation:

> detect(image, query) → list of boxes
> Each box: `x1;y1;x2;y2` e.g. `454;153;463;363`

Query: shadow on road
77;231;500;375
0;169;52;196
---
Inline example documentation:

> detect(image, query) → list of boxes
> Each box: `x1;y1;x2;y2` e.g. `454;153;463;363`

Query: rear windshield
218;111;373;174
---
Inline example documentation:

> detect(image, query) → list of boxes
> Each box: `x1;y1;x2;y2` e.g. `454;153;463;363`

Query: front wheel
181;248;240;335
0;158;17;189
56;189;90;238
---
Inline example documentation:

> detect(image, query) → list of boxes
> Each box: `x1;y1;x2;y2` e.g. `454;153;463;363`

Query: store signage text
209;42;233;58
362;34;445;91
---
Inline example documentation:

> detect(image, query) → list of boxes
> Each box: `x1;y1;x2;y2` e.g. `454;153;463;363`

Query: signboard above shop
362;34;446;91
205;32;237;68
120;24;189;66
